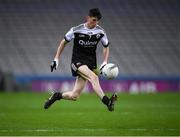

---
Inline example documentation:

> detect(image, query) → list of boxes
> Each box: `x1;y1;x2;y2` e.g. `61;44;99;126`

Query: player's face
86;16;99;29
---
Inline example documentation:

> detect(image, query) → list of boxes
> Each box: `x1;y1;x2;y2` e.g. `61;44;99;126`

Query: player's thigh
77;65;97;81
72;76;87;95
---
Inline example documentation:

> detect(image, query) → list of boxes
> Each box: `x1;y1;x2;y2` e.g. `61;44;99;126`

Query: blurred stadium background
0;0;180;136
0;0;180;93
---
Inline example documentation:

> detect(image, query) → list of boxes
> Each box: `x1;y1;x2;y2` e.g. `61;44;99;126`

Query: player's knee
70;92;80;101
71;95;79;101
71;97;77;101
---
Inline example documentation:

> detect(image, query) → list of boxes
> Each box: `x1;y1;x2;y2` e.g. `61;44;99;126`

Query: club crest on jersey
96;34;101;39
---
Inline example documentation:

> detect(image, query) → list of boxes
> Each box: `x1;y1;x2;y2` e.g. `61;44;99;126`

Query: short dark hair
88;8;102;20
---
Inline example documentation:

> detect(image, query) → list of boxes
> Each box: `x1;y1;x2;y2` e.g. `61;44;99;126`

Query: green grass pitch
0;92;180;136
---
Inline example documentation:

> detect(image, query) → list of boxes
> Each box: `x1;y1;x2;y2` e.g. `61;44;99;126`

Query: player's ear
86;16;90;21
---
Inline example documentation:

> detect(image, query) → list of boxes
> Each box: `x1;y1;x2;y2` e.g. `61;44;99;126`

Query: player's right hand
50;58;59;72
99;61;107;74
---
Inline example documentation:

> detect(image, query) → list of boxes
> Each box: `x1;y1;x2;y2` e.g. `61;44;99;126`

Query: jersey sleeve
64;27;74;42
101;31;109;47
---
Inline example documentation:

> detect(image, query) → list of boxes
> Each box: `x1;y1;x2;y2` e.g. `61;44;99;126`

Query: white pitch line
0;128;106;132
0;128;180;133
127;128;180;131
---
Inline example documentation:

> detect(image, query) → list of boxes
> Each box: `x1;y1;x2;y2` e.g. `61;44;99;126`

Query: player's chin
90;24;97;28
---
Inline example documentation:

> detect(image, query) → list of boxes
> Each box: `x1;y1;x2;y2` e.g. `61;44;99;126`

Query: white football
101;63;119;79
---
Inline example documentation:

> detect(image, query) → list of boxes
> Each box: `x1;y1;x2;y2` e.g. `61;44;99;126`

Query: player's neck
85;23;96;29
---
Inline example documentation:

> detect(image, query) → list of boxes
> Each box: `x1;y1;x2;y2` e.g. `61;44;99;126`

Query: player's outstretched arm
99;47;109;73
102;46;109;63
50;39;68;72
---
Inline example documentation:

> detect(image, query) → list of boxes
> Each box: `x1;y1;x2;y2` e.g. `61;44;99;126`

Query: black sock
56;92;62;100
102;96;110;106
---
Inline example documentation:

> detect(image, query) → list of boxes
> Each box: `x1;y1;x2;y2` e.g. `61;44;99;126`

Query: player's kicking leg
44;76;87;109
78;65;117;111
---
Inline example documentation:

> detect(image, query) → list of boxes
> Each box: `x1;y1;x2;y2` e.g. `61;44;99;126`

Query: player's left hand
99;61;107;74
50;58;59;72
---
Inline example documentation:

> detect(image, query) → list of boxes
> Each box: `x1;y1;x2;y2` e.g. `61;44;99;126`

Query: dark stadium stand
0;0;180;76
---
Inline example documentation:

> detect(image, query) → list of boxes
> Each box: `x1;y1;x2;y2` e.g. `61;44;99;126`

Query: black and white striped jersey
64;23;109;68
